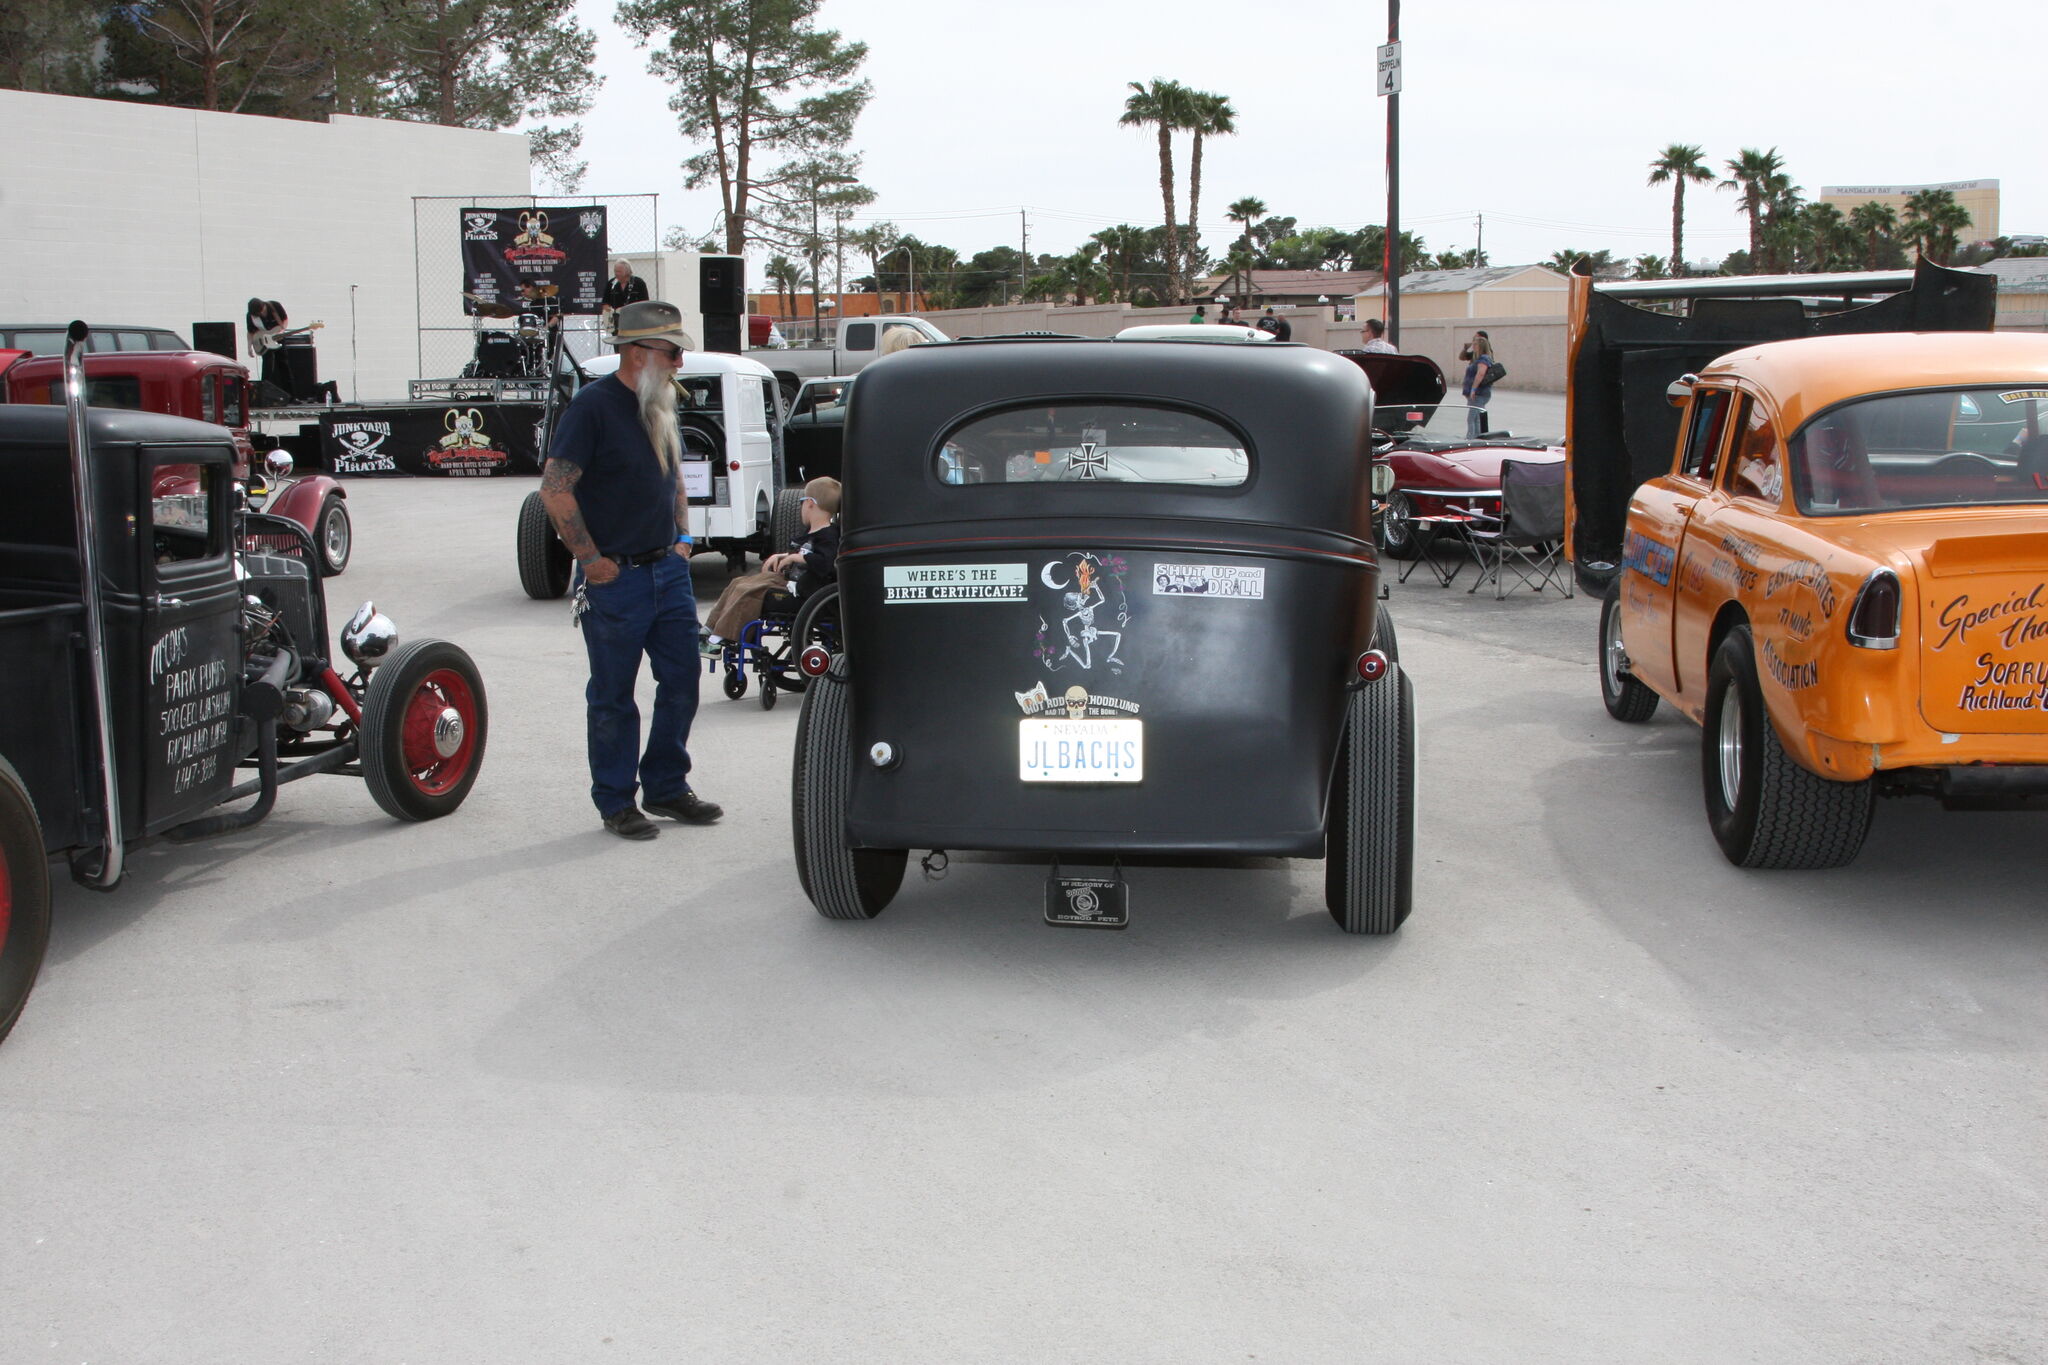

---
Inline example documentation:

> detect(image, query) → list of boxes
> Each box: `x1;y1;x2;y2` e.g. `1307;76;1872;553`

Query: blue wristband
675;533;691;546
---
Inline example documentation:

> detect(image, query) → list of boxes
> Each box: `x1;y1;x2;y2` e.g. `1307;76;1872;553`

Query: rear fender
267;475;343;528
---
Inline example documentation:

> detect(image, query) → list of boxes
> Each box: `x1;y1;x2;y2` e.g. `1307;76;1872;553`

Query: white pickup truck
750;315;949;404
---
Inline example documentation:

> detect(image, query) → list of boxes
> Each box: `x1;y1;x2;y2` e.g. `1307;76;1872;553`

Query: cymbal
465;294;518;318
522;283;560;298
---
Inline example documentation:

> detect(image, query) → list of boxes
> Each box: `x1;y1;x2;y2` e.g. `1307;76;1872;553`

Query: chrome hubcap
1717;686;1744;808
325;510;349;562
1603;606;1629;690
432;707;465;758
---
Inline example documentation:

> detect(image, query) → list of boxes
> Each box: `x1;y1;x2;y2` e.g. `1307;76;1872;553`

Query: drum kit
463;284;558;378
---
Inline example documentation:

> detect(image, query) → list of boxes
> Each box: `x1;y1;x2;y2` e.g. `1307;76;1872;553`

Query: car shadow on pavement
471;853;1407;1100
1537;703;2048;1054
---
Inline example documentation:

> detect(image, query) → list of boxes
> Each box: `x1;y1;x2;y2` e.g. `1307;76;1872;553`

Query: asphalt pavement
4;439;2044;1363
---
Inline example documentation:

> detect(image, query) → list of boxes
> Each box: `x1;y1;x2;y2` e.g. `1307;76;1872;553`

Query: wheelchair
709;583;840;711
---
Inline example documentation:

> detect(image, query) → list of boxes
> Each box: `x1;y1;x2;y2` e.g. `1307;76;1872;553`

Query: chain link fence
410;194;660;382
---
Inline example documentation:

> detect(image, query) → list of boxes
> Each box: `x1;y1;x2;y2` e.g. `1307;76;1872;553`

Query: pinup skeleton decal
1033;552;1131;674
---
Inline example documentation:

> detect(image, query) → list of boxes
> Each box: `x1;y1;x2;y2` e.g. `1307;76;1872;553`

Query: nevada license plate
1018;719;1143;782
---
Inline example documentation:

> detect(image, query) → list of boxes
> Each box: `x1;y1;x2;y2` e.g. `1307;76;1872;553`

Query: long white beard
634;362;681;473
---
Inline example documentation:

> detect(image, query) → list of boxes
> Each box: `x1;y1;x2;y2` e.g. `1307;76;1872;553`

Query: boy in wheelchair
700;478;841;701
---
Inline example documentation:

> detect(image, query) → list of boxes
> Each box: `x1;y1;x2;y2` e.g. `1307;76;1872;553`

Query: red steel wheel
361;638;489;821
398;667;480;797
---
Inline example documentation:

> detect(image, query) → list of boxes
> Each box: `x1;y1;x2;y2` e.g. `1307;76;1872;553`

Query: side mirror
264;450;294;481
1666;373;1699;408
1370;463;1395;496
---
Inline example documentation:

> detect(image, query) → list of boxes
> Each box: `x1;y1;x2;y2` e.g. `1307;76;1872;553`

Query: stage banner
320;404;545;478
460;205;608;316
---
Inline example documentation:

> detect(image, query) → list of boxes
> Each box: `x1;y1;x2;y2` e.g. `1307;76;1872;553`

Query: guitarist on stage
245;299;336;403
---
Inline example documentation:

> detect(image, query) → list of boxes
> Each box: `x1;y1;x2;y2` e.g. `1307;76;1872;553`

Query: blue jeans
1466;388;1492;437
579;552;701;816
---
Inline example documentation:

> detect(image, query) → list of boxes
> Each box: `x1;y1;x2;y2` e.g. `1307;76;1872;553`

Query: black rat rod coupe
790;336;1414;933
0;324;490;1045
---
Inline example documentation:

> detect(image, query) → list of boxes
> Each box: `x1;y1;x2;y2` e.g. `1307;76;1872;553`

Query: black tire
767;488;805;560
772;583;841;695
792;656;906;919
361;638;489;821
777;375;801;411
1378;490;1433;561
1599;580;1660;723
1702;625;1872;868
1324;664;1417;934
517;490;571;600
315;494;351;577
1369;603;1399;662
723;666;748;700
0;755;51;1047
759;674;779;710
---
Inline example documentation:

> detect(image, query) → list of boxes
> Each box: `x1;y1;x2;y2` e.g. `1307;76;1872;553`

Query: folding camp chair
1463;459;1574;600
1394;512;1477;587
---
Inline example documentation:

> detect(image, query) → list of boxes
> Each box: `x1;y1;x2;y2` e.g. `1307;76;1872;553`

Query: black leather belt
613;546;670;566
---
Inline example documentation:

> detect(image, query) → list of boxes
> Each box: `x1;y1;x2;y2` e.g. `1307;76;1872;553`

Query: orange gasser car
1598;331;2048;868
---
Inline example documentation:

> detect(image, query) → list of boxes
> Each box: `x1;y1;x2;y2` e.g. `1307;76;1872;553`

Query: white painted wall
0;90;530;401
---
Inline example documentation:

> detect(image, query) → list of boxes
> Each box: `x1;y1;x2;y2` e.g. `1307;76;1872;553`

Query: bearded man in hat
539;299;723;840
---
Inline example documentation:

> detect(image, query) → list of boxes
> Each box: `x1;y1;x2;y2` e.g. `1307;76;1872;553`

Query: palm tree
1091;224;1150;303
1759;175;1804;273
1632;254;1669;279
1903;189;1973;264
1797;201;1854;272
1646;144;1713;277
849;222;901;305
764;254;805;319
1225;195;1265;301
1849;201;1898;270
1121;80;1191;302
1720;147;1784;273
1181;90;1237;298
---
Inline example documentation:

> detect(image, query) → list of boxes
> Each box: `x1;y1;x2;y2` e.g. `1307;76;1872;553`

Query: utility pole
1019;208;1029;307
1475;212;1483;264
1383;0;1402;346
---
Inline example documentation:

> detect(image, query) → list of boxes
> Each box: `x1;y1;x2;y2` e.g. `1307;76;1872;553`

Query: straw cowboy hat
608;299;694;350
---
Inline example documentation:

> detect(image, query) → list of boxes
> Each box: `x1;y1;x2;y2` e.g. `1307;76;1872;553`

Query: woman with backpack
1461;331;1503;438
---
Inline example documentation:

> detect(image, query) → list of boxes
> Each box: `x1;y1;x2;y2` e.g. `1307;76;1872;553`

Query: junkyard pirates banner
460;205;608;317
319;404;544;478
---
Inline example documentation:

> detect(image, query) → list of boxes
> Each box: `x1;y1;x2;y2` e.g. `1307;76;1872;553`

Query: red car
2;348;351;575
1339;351;1564;559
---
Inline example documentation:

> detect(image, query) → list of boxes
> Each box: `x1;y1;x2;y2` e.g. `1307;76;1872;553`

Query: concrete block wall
0;90;530;401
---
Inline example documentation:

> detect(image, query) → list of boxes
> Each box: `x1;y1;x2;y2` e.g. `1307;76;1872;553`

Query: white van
515;350;797;597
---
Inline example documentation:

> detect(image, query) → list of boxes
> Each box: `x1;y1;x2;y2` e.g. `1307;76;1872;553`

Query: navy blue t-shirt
548;374;680;556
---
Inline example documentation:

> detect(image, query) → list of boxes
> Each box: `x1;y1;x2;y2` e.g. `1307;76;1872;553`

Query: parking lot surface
5;460;2044;1363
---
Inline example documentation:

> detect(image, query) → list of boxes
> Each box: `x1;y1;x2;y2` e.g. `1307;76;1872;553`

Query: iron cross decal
1068;442;1107;479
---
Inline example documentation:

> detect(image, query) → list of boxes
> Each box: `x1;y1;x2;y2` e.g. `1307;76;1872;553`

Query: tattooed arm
539;458;617;583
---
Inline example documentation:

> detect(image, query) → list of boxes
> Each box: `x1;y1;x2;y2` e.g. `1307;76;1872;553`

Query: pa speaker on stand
699;255;745;354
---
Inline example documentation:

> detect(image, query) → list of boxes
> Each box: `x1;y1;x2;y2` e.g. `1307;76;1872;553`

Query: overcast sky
558;0;2039;275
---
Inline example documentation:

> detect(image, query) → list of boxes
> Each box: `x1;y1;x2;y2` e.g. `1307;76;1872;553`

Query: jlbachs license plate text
1018;719;1143;782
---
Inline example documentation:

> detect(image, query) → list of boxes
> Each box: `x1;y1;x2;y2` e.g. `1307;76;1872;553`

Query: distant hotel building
1820;179;2000;241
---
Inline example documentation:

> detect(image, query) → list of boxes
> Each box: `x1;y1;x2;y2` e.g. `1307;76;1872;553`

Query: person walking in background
1188;305;1207;325
1462;331;1497;438
1359;317;1396;353
539;300;721;841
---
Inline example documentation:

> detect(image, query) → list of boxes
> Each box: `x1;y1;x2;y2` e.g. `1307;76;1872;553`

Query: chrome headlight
341;601;399;668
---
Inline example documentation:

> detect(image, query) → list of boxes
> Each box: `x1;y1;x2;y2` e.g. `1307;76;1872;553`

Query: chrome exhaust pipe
62;320;125;889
